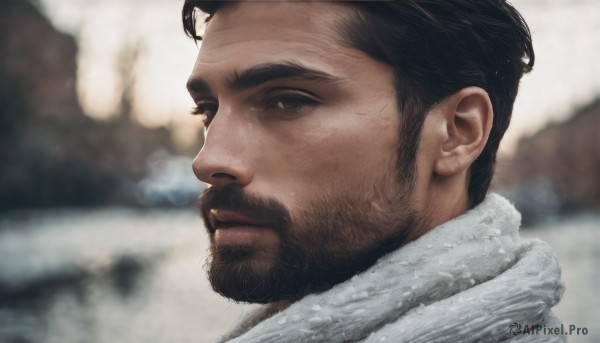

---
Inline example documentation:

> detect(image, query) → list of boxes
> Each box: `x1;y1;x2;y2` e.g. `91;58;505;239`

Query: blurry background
0;0;598;342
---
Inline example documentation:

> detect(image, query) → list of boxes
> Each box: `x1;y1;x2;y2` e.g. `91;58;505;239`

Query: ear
434;87;493;177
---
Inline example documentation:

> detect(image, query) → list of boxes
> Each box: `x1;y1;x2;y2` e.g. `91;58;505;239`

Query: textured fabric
218;193;565;343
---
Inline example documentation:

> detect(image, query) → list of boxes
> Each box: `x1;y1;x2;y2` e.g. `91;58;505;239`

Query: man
183;1;565;342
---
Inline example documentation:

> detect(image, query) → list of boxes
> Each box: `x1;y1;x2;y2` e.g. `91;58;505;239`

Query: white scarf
218;194;565;342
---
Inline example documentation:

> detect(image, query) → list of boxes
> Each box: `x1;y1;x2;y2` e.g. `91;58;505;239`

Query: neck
407;173;470;242
271;299;291;312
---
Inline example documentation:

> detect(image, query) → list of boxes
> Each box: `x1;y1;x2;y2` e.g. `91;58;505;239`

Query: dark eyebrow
227;62;342;91
187;62;343;96
187;77;212;95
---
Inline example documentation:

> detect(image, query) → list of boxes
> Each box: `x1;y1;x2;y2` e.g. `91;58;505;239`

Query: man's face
189;2;425;303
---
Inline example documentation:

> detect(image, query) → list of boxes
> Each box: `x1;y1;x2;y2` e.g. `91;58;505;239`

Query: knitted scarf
218;194;565;343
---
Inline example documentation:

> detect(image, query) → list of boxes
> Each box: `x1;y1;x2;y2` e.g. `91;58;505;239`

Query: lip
214;225;277;246
208;209;277;246
208;209;270;231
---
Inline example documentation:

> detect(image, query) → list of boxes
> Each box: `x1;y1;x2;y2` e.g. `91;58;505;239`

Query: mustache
199;185;292;233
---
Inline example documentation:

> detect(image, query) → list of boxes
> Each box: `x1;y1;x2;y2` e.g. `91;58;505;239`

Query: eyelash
191;92;319;127
191;101;218;126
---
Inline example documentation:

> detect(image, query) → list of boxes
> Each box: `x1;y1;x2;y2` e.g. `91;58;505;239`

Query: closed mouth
208;209;270;232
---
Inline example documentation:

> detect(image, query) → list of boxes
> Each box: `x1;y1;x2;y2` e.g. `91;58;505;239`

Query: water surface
0;209;597;342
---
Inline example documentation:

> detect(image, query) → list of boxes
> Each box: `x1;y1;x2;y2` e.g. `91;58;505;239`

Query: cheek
256;114;398;199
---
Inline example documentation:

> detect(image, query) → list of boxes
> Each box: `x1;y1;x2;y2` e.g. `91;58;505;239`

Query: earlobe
434;87;493;177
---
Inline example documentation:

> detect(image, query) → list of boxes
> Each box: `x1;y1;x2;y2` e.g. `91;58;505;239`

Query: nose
192;113;254;187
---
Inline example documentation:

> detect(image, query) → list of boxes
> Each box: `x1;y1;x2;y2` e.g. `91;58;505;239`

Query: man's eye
191;101;218;126
265;93;319;114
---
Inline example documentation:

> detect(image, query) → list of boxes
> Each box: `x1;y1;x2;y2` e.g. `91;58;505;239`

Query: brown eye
265;93;319;113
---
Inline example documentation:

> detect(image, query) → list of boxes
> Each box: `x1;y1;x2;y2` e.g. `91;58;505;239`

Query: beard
199;169;423;304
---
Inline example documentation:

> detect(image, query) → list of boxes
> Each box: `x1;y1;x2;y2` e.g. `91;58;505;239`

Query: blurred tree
0;0;173;211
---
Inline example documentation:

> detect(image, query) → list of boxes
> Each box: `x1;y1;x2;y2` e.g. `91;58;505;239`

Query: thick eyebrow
226;62;343;91
187;62;343;95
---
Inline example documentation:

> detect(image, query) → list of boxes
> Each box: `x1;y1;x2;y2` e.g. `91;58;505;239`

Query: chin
207;243;295;303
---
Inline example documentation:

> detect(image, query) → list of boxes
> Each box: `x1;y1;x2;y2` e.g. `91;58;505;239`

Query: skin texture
188;1;493;306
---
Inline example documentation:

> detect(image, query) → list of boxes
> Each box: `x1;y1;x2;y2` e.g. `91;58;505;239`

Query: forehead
196;1;373;79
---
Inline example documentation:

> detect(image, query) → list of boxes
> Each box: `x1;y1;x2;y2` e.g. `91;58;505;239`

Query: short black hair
182;0;534;208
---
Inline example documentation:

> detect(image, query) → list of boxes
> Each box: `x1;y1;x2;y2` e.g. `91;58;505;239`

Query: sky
37;0;600;154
